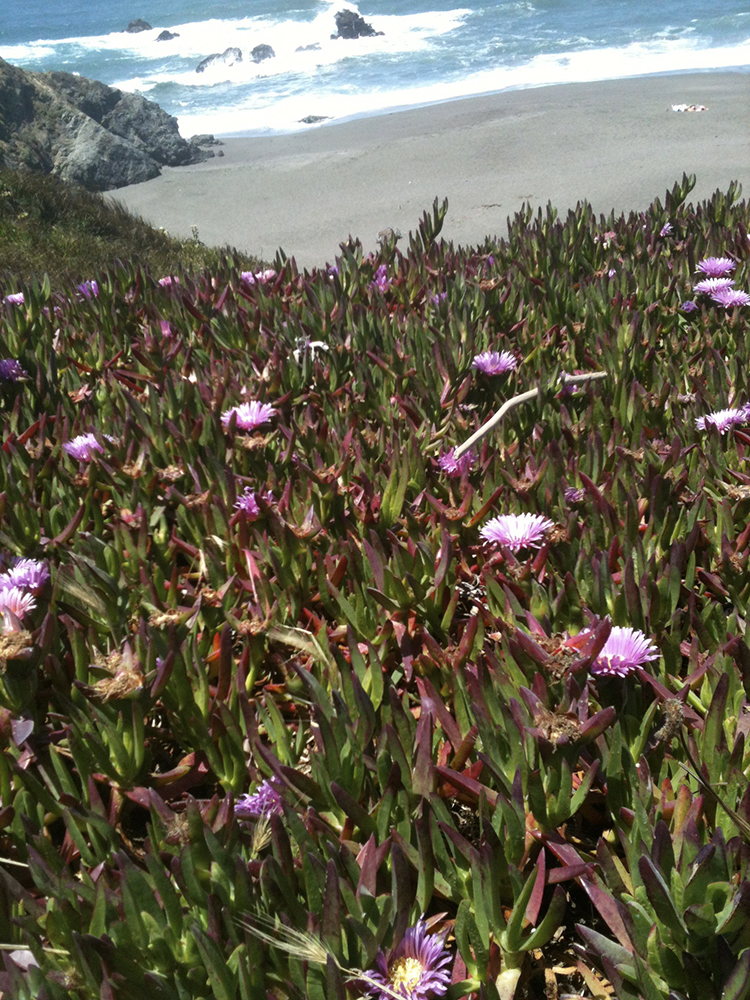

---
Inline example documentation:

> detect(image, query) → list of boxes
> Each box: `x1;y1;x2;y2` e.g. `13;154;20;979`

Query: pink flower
471;350;518;375
693;277;734;295
696;256;736;277
63;433;106;461
3;293;24;306
221;401;276;432
0;558;49;592
438;447;475;477
0;586;36;620
695;406;750;433
235;780;283;818
590;626;658;677
711;287;750;308
241;269;277;285
480;513;554;551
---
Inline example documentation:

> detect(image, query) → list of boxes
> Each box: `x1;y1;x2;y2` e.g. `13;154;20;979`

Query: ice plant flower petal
695;406;750;433
63;433;106;461
365;918;452;1000
480;513;554;551
692;277;734;295
241;269;277;285
234;780;283;818
680;300;698;312
471;350;518;375
696;256;736;277
590;625;659;677
221;401;276;432
3;292;24;306
0;586;36;620
77;280;98;298
0;558;50;592
438;447;475;477
711;287;750;308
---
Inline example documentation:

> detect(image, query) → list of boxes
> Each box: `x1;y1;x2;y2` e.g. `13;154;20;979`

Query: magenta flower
696;256;736;277
471;350;518;375
681;300;698;312
221;401;276;432
590;626;659;678
480;513;554;551
564;487;585;504
438;447;475;477
693;277;734;295
659;222;673;237
695;406;750;433
0;558;50;592
158;275;179;287
234;488;272;517
235;780;283;819
370;264;391;293
711;287;750;308
63;433;106;461
0;360;28;382
3;292;24;306
0;586;36;620
365;919;452;1000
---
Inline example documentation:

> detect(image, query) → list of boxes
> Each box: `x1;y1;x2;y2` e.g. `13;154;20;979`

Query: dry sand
110;72;750;269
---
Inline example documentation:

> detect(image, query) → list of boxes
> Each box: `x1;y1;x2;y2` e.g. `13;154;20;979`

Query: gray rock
296;43;321;52
196;47;242;73
0;56;208;191
189;133;224;146
250;44;275;63
156;30;179;41
299;115;330;124
125;19;152;32
331;10;383;39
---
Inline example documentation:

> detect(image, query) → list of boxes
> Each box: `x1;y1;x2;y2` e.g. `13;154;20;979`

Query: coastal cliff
0;57;207;191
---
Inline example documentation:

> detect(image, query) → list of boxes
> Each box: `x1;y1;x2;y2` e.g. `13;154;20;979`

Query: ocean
2;0;749;138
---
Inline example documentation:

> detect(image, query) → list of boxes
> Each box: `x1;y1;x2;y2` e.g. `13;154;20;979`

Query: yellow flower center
389;957;424;993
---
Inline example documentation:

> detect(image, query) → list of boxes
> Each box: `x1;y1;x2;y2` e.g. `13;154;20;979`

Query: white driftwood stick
453;371;608;458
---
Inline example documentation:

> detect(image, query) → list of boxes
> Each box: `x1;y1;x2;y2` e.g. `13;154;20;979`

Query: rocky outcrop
0;57;207;191
196;48;242;73
125;19;152;32
250;44;275;63
331;10;383;39
156;30;179;41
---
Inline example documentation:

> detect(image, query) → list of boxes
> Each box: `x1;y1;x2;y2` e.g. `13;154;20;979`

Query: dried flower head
471;350;518;375
480;513;554;551
364;918;452;1000
221;401;276;432
235;780;283;819
696;256;736;277
590;626;659;677
695;406;750;434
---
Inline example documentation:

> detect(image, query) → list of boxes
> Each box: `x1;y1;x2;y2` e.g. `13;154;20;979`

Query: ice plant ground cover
2;177;750;1000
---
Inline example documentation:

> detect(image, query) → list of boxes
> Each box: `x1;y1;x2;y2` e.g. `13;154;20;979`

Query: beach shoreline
109;71;750;269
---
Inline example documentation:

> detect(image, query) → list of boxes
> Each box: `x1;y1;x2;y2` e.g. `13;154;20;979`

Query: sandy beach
110;72;750;269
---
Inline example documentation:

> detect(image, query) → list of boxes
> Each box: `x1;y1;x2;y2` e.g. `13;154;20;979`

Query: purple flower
234;488;273;518
0;359;28;382
430;292;447;306
77;280;98;299
0;586;36;620
480;513;554;551
241;269;277;285
371;265;391;293
438;447;475;477
564;487;585;504
471;350;518;376
0;558;49;592
158;275;179;287
680;300;698;312
696;256;736;277
63;433;106;461
160;320;175;337
693;277;735;295
607;268;617;278
3;293;24;306
590;626;658;678
659;222;674;237
221;401;276;433
696;406;750;433
711;287;750;308
365;919;452;1000
235;780;283;819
